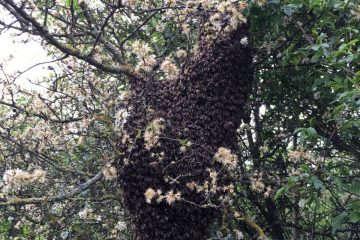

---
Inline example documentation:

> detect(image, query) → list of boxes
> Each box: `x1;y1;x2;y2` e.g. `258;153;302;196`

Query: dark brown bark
117;24;253;240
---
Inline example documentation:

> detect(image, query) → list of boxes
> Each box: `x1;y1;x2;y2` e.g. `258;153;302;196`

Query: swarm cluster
117;22;252;239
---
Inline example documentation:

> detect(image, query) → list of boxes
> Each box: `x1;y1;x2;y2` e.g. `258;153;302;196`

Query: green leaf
347;182;360;195
306;192;316;206
309;117;317;127
299;164;310;173
236;183;244;192
351;201;360;211
310;43;329;51
65;0;81;12
310;176;324;190
331;212;348;234
282;4;303;16
293;127;306;135
333;103;345;118
306;127;317;137
331;174;345;189
274;185;289;200
349;211;360;223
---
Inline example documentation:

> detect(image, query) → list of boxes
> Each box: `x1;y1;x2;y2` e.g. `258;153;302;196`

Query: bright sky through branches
0;8;51;88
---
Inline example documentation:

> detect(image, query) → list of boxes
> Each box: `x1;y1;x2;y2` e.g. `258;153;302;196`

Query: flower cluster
164;190;182;205
78;206;94;220
186;169;219;195
350;6;360;20
249;171;273;198
144;188;181;205
110;220;127;237
187;181;211;195
160;57;179;79
204;1;247;37
144;188;157;203
288;148;313;163
176;49;187;60
2;168;46;193
186;168;235;203
259;144;269;153
144;118;165;150
179;140;192;152
114;108;129;130
79;0;106;10
102;165;117;181
240;37;249;46
130;40;157;72
254;0;267;7
233;229;244;239
250;177;265;193
214;147;238;170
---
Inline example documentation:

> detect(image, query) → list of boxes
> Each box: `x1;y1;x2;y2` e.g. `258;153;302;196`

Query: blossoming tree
0;0;359;239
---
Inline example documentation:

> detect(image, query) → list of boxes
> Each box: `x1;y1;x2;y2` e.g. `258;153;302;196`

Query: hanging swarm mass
117;22;253;239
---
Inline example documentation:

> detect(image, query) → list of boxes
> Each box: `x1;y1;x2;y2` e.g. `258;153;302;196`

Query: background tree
0;0;359;239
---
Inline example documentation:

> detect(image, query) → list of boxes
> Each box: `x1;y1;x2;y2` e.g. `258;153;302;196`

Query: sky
0;8;51;88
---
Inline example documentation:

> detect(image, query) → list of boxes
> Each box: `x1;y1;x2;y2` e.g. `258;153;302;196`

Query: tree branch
0;0;134;76
0;172;103;206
